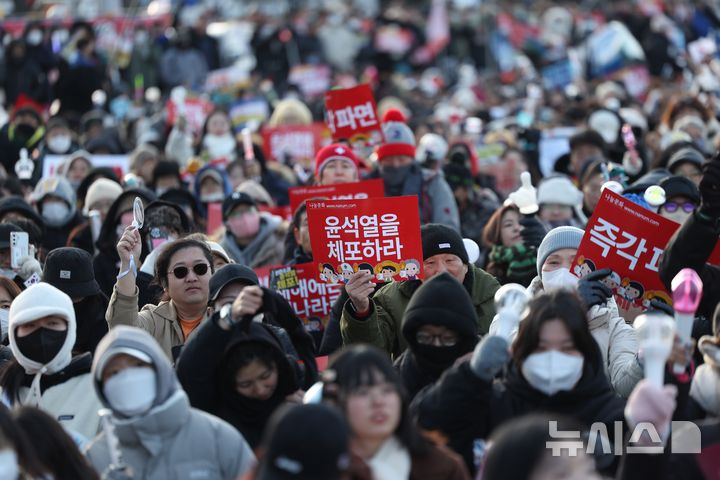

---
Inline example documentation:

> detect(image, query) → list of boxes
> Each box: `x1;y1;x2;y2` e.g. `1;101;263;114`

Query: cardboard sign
324;84;384;147
258;205;293;221
42;154;129;180
254;263;344;335
289;179;385;217
204;65;251;93
572;189;677;311
289;64;332;98
166;96;214;134
261;123;329;164
229;97;270;132
306;196;424;284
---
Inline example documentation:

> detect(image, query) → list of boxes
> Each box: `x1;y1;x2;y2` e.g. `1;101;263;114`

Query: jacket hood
193;164;232;214
0;196;44;231
96;188;156;254
402;272;478;344
32;176;77;227
92;325;179;417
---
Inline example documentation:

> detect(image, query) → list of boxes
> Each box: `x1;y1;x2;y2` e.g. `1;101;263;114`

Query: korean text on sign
324;84;384;144
306;196;424;284
572;189;681;310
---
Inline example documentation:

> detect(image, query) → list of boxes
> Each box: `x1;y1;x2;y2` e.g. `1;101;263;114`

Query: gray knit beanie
536;226;585;274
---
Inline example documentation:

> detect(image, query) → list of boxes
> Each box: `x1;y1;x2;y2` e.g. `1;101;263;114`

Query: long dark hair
0;404;45;478
13;407;99;480
512;290;599;369
329;345;429;456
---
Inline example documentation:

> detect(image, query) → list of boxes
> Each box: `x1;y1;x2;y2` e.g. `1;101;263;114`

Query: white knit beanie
9;282;76;405
84;178;123;213
537;176;583;207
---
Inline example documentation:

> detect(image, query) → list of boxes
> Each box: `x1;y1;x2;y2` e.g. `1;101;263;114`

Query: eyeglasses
416;332;459;347
663;201;696;213
168;264;210;279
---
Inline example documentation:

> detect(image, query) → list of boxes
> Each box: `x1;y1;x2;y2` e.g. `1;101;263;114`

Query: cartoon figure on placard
375;260;402;282
319;263;339;284
339;263;354;283
400;259;421;280
641;291;672;310
357;262;375;276
600;270;622;295
622;280;645;308
573;257;596;279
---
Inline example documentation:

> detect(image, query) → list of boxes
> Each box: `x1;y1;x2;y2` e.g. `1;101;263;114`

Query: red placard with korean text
166;96;214;134
254;263;344;342
306;196;424;284
572;189;678;312
289;179;385;216
324;84;384;146
261;123;329;164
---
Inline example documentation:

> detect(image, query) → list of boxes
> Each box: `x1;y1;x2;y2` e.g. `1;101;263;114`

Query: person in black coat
176;308;301;449
660;152;720;320
411;290;627;473
394;273;479;400
92;188;156;299
208;264;318;389
42;247;108;356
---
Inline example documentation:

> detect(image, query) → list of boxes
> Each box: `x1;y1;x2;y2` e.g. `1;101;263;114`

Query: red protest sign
306;196;424;284
166;97;214;133
571;189;675;311
254;263;344;340
289;179;385;216
261;123;329;164
324;84;384;146
206;202;223;236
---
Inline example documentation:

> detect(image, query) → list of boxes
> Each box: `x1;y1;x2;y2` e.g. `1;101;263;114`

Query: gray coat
85;391;254;479
86;326;256;479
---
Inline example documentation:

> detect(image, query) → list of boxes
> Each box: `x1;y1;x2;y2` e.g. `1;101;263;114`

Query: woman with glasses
393;273;479;400
107;230;214;360
657;175;700;225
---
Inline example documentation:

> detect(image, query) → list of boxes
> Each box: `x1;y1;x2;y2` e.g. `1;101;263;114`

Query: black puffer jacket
176;316;300;448
412;345;626;472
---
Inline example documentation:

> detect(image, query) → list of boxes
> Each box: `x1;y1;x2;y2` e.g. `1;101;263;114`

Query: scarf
367;436;411;480
489;244;537;281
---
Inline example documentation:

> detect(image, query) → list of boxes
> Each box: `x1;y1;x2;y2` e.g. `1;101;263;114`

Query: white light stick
635;312;676;387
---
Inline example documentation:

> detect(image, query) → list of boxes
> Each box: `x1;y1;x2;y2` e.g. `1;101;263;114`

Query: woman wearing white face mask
490;226;644;398
86;325;255;479
413;290;627;474
31;176;84;253
199;110;237;162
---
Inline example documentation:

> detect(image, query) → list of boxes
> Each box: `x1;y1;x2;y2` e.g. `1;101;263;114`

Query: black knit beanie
421;224;468;263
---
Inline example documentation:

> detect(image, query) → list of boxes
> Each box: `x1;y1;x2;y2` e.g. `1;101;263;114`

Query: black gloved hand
577;268;613;310
647;299;675;317
519;215;547;249
699;156;720;219
469;335;509;382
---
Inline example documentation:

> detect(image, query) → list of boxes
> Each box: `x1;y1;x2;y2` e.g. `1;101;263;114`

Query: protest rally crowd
4;0;720;478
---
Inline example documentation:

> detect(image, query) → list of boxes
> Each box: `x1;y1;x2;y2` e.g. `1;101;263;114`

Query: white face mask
542;267;579;292
103;367;157;417
26;30;43;46
522;350;584;396
42;202;70;224
203;134;236;160
47;135;71;153
0;310;9;341
0;450;19;480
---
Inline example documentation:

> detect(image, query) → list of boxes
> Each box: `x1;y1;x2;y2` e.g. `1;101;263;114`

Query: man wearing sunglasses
107;228;215;360
657;175;700;226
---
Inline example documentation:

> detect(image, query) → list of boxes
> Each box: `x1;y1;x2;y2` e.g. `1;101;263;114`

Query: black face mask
412;343;471;378
15;328;66;365
13;123;36;145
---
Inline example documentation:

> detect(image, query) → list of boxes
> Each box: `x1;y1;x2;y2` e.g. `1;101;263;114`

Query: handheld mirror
132;197;144;230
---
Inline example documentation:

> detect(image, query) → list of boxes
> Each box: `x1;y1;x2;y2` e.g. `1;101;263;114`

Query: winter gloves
699;155;720;220
625;380;677;442
577;268;613;310
509;172;539;215
470;335;509;382
519;216;547;249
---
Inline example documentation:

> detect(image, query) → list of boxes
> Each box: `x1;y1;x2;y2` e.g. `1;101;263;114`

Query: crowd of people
0;0;719;479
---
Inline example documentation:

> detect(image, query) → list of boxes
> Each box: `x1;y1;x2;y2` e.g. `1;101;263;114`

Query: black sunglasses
168;264;210;279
